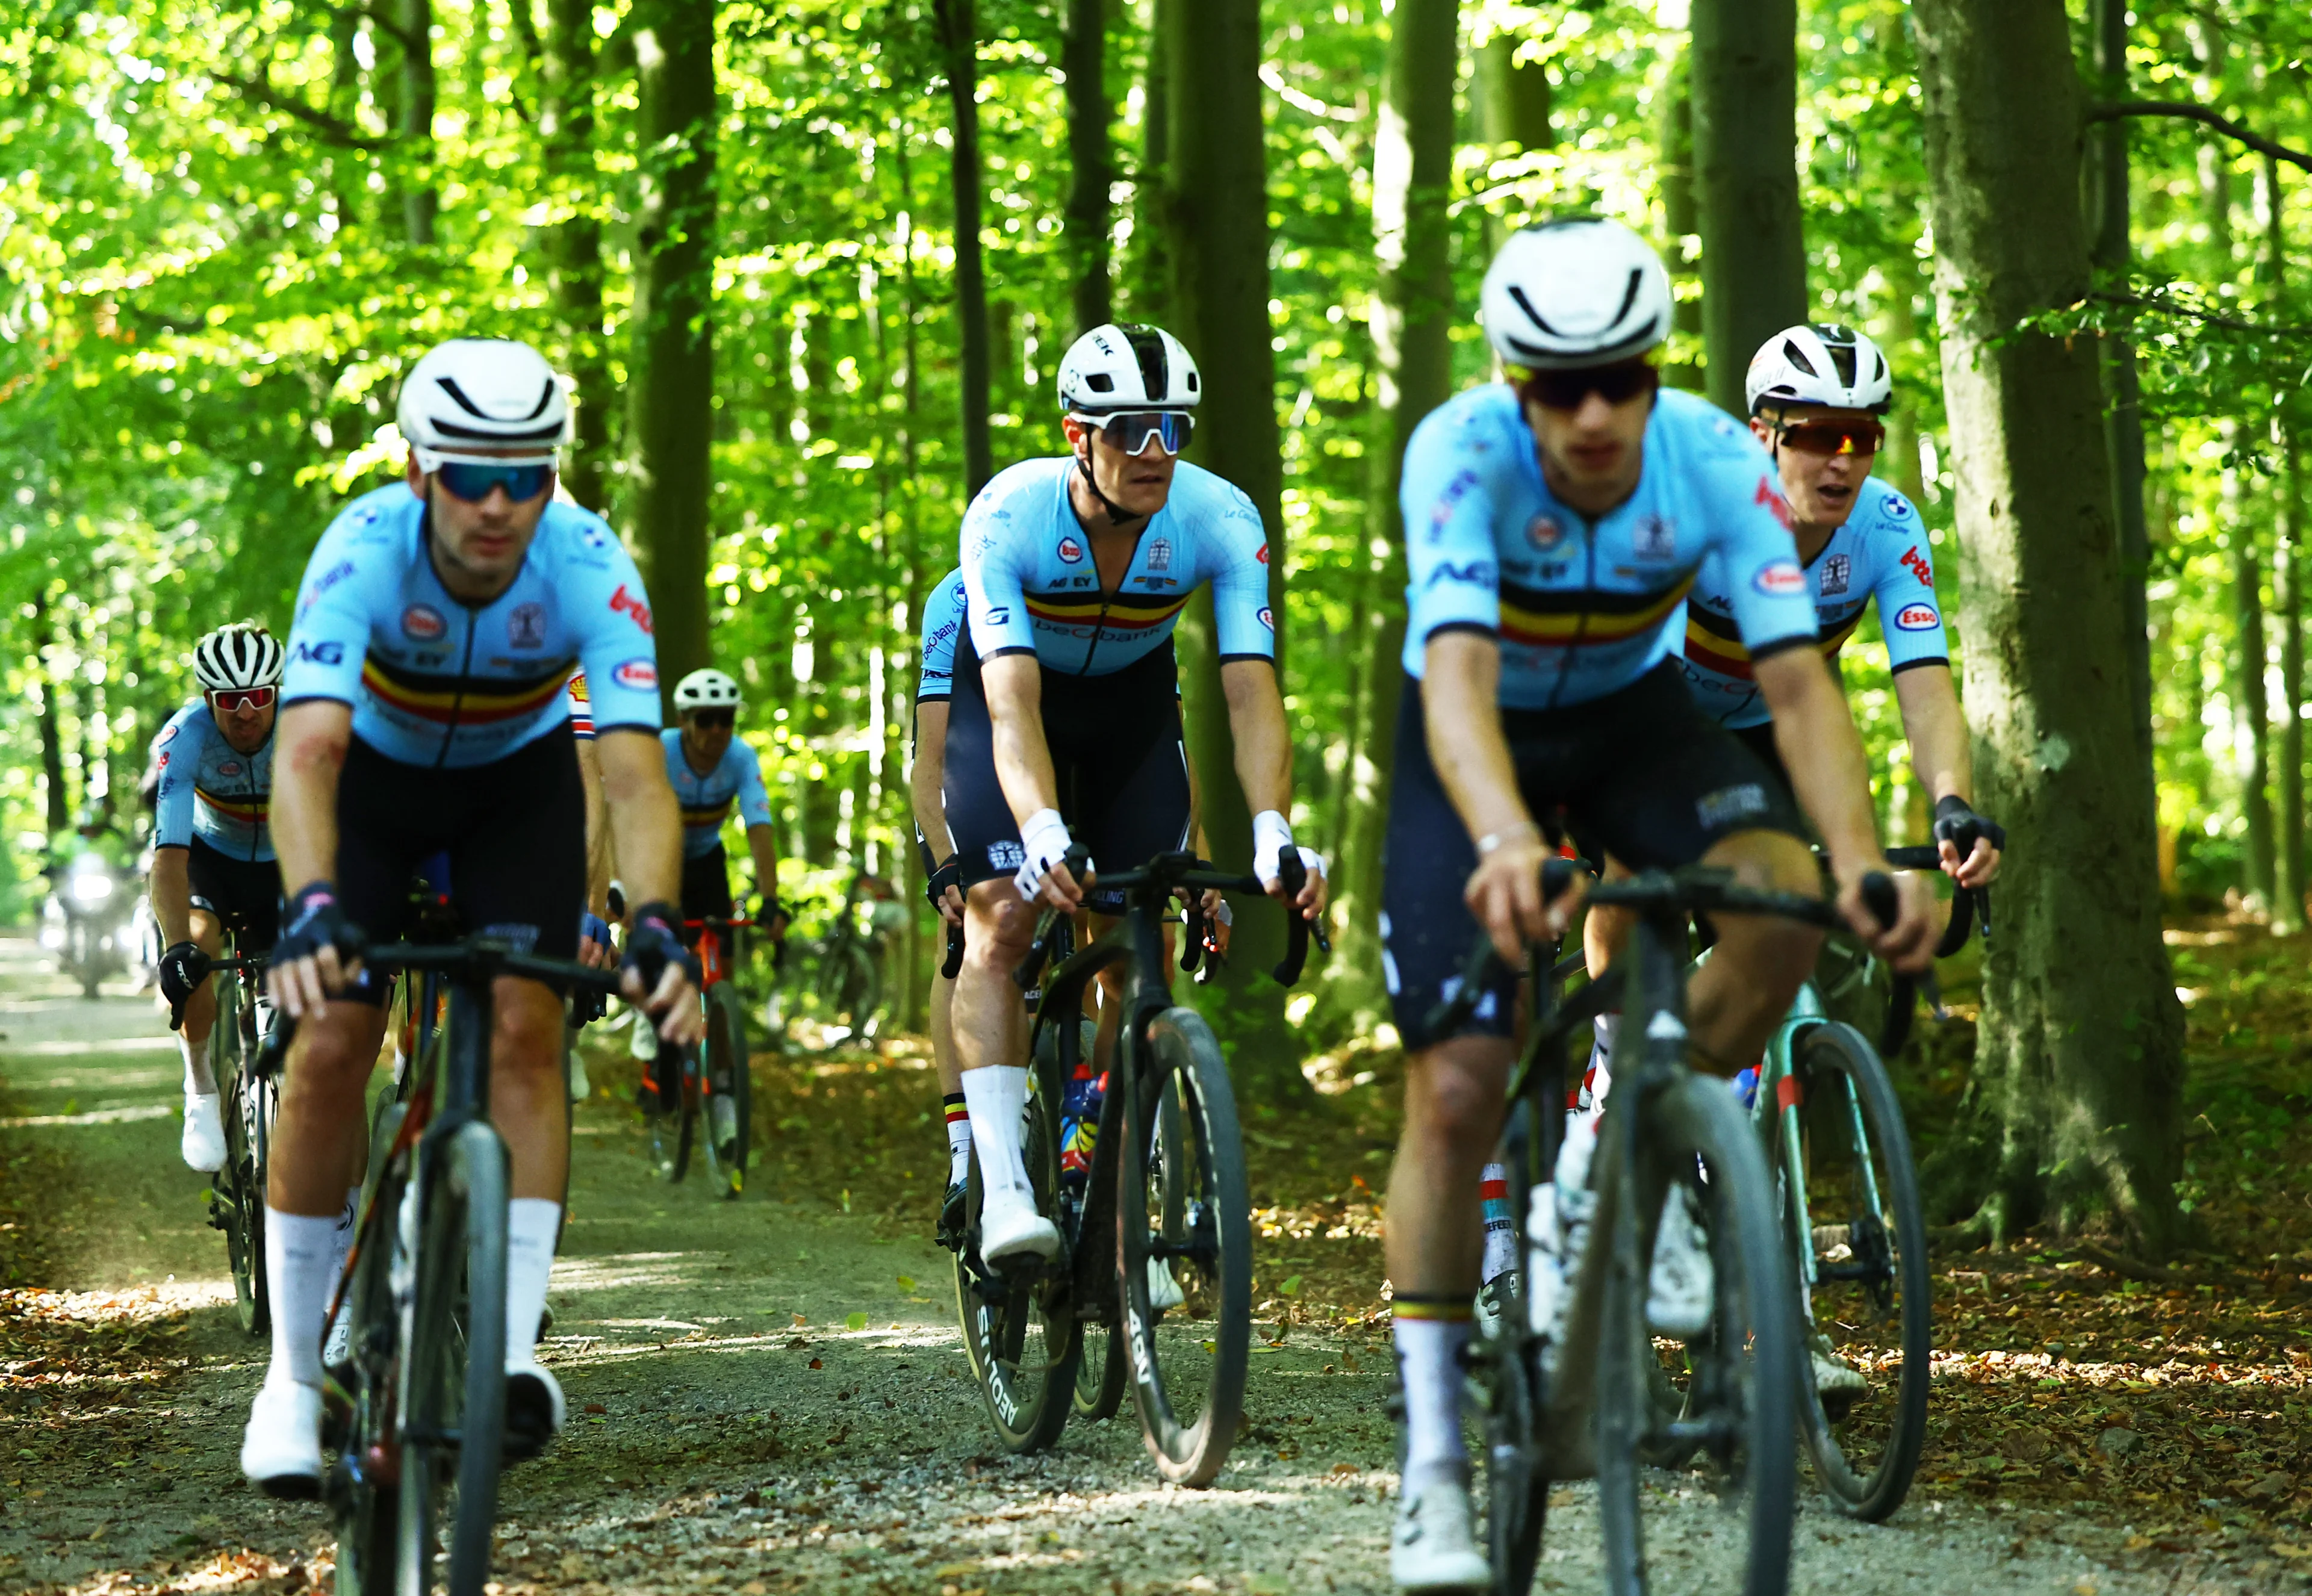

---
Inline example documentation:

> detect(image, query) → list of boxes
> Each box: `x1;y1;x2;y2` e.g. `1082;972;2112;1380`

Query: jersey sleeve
960;474;1037;660
151;708;201;849
1868;492;1951;672
917;569;967;701
1694;427;1816;658
282;512;385;708
566;532;663;734
1400;404;1505;655
1204;480;1277;663
732;740;775;830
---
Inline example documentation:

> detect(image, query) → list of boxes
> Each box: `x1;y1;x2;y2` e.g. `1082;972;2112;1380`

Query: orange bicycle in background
639;915;755;1198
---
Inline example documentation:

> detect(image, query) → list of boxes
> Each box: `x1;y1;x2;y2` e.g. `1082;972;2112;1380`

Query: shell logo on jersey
402;604;448;642
1525;514;1565;552
1894;603;1941;632
612;659;658;690
1057;536;1085;565
1752;561;1806;597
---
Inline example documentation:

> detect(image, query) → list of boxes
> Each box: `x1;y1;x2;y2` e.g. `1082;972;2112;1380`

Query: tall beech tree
540;0;612;511
1061;0;1112;336
933;0;993;496
1689;0;1806;414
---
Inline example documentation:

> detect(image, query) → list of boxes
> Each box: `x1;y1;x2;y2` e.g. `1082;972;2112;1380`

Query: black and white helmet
1056;323;1201;414
396;338;569;470
673;668;742;712
1481;218;1674;370
193;623;284;692
1745;324;1893;416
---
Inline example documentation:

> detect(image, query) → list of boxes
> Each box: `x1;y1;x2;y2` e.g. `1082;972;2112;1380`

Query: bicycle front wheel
707;986;753;1199
213;977;270;1338
1771;1022;1931;1521
1596;1073;1798;1596
1073;1321;1126;1421
1481;1096;1549;1595
1116;1007;1251;1486
397;1120;509;1596
330;1143;406;1596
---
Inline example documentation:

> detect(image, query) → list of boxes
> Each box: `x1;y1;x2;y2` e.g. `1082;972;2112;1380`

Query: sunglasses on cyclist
687;709;736;731
1774;417;1885;456
1080;411;1195;458
1513;360;1661;412
434;460;556;504
208;686;276;713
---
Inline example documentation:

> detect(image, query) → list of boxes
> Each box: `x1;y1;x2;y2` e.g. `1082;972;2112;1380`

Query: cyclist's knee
963;883;1035;966
190;913;224;956
289;1007;390;1093
1405;1036;1512;1147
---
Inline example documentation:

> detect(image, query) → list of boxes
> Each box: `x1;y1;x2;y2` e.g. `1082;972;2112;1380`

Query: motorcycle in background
40;849;138;999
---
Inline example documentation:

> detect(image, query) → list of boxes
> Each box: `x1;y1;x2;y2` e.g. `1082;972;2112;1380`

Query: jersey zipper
1075;523;1152;677
1544;510;1597;713
437;609;479;771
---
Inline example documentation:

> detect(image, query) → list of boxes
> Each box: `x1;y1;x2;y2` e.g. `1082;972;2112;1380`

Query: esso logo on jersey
402;604;448;642
157;724;178;746
1751;561;1806;597
1894;604;1941;632
612;659;658;691
1057;536;1086;565
219;760;242;777
1525;515;1566;553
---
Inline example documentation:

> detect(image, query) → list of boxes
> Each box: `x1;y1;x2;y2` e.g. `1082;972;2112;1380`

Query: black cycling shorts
1732;721;1792;798
331;728;585;1005
943;630;1192;914
1382;661;1808;1050
681;845;735;926
181;837;281;948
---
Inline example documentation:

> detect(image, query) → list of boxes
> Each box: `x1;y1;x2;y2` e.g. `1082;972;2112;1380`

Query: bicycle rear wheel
1073;1322;1126;1421
1596;1073;1798;1596
647;1050;696;1183
1771;1022;1930;1521
328;1148;405;1596
213;976;270;1338
1116;1007;1250;1486
707;985;752;1199
397;1120;509;1596
952;1075;1080;1453
1481;1096;1549;1595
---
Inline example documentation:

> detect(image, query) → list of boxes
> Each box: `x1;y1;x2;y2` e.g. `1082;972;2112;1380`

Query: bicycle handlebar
1013;846;1323;993
361;938;626;995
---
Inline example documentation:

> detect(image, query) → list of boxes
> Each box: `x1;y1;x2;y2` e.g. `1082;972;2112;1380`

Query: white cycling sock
327;1184;360;1293
943;1094;972;1186
1393;1304;1473;1492
1580;1013;1620;1123
962;1066;1031;1196
505;1199;561;1367
263;1209;340;1391
1479;1163;1518;1285
179;1036;205;1098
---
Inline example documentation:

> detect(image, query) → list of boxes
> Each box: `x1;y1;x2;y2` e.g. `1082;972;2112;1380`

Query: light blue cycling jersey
917;567;967;702
1401;385;1818;711
151;703;275;863
663;730;775;860
960;456;1274;677
1679;477;1951;729
282;485;662;768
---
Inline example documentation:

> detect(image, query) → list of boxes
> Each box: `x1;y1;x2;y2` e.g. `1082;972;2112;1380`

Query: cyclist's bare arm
912;701;965;927
595;728;704;1039
983;653;1083;907
1422;632;1571;962
576;733;612;919
1891;662;2000;886
1219;659;1327;922
150;846;196;949
1754;649;1936;967
269;699;357;1014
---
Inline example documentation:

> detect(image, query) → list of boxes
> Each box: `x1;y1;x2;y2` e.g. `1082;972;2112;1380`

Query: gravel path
0;938;2292;1595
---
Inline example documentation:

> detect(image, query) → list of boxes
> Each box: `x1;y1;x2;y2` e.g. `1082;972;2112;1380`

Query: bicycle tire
647;1051;696;1183
397;1120;509;1596
1771;1022;1931;1522
1596;1073;1797;1596
1073;1321;1126;1421
1481;1096;1548;1595
329;1146;406;1596
212;973;269;1338
707;985;753;1199
1116;1007;1250;1486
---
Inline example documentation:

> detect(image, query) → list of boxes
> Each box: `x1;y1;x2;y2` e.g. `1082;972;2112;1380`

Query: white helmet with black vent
673;668;742;712
396;338;570;469
1482;218;1674;370
1745;324;1893;416
193;623;284;692
1056;323;1201;414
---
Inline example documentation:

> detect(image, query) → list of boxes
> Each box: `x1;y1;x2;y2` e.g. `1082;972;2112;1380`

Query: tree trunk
1911;0;2183;1253
933;0;993;495
34;594;66;836
541;0;612;511
1319;0;1456;1039
626;0;717;696
399;0;438;244
1164;0;1294;1087
1657;47;1704;393
1128;0;1171;321
1473;28;1550;259
2225;429;2275;908
1689;0;1806;417
2271;154;2307;933
1062;0;1111;336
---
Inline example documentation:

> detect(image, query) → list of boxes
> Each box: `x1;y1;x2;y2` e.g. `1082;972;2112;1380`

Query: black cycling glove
158;941;211;1029
925;854;962;913
273;881;365;969
1931;795;2007;859
622;899;702;995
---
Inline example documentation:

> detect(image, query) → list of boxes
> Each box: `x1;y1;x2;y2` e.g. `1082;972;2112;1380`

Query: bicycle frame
1750;985;1885;1336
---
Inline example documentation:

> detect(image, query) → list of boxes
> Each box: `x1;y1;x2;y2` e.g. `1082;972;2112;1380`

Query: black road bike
641;915;754;1197
321;937;621;1596
203;934;278;1337
949;848;1319;1486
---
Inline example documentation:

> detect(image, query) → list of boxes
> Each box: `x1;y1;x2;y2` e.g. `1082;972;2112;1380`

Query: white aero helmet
673;668;742;713
1481;218;1674;370
396;338;570;470
1056;323;1201;414
1745;323;1893;416
194;623;285;692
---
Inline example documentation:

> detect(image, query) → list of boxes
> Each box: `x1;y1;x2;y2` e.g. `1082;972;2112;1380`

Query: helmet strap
1073;441;1146;530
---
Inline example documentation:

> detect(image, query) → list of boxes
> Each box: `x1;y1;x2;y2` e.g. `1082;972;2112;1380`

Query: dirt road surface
0;935;2286;1594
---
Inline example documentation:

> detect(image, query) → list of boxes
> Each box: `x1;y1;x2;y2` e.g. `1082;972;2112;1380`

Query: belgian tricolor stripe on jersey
1683;603;1863;682
681;798;735;829
1497;573;1695;651
1021;587;1192;634
361;654;576;726
196;788;269;826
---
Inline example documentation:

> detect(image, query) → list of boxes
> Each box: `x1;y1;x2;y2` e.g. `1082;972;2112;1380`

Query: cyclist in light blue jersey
151;623;283;1173
659;668;782;927
1374;219;1941;1592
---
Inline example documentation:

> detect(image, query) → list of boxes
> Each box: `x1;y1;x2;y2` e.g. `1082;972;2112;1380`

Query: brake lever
942;921;965;980
1271;847;1313;987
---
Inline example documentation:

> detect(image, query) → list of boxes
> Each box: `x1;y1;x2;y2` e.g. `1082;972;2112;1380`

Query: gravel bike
949;846;1319;1486
769;870;903;1051
639;915;755;1197
322;936;621;1596
1432;861;1871;1596
202;933;277;1337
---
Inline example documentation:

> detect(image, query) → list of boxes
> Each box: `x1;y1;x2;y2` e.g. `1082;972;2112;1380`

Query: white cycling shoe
1391;1474;1491;1592
1645;1185;1716;1341
1146;1256;1185;1311
181;1093;225;1173
566;1047;589;1104
503;1361;565;1463
709;1095;739;1155
628;1017;659;1061
977;1184;1059;1266
1809;1335;1868;1402
240;1378;324;1498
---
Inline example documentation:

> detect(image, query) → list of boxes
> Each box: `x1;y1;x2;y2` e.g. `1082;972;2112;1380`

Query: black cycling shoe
501;1365;565;1464
936;1179;966;1252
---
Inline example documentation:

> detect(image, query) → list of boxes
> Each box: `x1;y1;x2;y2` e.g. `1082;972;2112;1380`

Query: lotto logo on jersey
611;658;659;690
610;583;654;635
1894;603;1941;632
1751;561;1806;597
1057;536;1086;564
1753;477;1794;532
402;604;447;642
1901;545;1933;588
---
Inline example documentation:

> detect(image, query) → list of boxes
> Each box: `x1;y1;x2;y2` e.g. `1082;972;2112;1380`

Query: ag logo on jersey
402;604;447;642
1894;603;1941;632
1058;536;1086;565
611;658;659;690
1525;515;1566;553
1819;554;1851;597
507;602;547;650
1752;560;1806;597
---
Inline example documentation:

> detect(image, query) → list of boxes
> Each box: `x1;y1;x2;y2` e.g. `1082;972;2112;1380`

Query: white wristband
1252;809;1294;883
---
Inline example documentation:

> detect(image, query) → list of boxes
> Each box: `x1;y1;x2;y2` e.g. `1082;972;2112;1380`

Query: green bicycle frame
1747;980;1887;1332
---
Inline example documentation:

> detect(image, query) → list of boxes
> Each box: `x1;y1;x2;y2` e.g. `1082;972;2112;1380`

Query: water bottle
1059;1061;1105;1187
1733;1066;1760;1112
